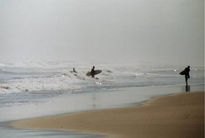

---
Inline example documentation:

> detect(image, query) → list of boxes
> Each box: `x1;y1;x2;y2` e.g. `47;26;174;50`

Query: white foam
0;61;204;94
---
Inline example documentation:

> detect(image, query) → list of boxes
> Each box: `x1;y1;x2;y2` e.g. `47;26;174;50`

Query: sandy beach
10;91;204;138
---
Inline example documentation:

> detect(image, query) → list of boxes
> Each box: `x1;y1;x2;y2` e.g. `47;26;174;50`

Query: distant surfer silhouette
86;66;102;78
70;68;77;75
180;66;190;86
72;68;77;73
91;66;95;78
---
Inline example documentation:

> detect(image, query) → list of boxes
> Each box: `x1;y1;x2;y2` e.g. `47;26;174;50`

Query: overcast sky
0;0;204;66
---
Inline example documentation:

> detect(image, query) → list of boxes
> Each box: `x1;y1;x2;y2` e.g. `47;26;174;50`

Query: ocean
0;60;204;137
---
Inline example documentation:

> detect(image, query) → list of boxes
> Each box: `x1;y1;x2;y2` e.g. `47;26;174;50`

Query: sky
0;0;204;66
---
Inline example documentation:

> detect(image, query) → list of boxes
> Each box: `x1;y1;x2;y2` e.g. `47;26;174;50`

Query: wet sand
10;92;204;138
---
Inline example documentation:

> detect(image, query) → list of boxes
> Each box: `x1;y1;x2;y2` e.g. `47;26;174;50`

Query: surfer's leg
185;76;188;85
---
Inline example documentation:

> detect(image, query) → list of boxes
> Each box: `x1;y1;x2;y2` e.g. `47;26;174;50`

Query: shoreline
9;91;204;138
1;84;203;122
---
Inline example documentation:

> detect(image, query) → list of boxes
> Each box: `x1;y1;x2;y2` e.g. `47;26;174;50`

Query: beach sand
10;92;204;138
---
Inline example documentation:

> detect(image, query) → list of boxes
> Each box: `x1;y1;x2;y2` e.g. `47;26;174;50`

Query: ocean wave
0;63;204;94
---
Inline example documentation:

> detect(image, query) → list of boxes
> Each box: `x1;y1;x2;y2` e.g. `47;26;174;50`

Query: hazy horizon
0;0;204;66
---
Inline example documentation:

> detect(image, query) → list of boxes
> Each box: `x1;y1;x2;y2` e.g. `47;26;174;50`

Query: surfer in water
72;68;77;73
91;66;95;78
86;66;102;79
180;66;190;86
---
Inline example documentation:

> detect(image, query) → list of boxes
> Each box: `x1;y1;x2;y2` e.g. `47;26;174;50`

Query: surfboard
179;70;185;75
86;70;102;76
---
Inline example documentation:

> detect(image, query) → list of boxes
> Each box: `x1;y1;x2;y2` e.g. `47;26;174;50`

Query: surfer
180;66;190;86
72;68;77;73
90;66;95;78
86;66;102;78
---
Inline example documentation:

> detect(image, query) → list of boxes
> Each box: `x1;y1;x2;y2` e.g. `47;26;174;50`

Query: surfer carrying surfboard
86;66;102;78
180;66;190;86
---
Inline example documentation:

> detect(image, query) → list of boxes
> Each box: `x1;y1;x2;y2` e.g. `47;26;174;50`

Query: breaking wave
0;61;204;94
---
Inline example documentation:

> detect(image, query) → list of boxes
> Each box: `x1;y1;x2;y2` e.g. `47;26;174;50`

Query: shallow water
0;124;102;138
0;85;203;122
1;85;204;138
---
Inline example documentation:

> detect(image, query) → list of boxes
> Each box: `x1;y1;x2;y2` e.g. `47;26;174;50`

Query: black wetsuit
184;67;190;85
91;67;95;78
